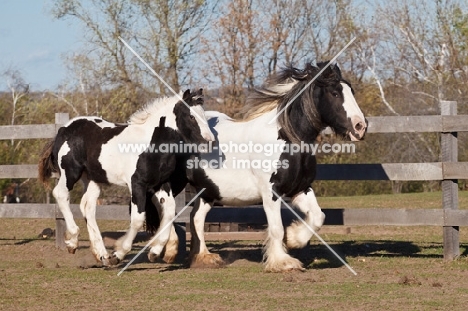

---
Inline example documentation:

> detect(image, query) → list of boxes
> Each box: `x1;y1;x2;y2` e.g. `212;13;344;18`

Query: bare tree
367;0;468;107
52;0;145;118
134;0;212;92
2;68;29;145
200;0;264;114
258;0;312;75
347;0;468;192
52;0;212;118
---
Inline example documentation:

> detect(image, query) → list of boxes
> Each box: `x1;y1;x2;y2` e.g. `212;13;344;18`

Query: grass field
1;192;468;310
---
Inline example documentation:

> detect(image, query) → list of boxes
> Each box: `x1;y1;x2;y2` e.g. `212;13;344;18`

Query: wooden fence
0;101;467;260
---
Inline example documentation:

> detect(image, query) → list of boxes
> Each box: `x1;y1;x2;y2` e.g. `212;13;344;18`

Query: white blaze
341;83;365;122
341;83;366;141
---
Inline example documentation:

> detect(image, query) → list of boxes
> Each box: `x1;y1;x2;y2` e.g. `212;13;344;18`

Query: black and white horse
39;89;214;265
152;62;367;272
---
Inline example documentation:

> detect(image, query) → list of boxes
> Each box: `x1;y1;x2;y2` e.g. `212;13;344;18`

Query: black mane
274;61;342;86
244;61;345;144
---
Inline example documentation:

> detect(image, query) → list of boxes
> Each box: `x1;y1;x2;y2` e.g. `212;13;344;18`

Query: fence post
441;101;459;260
54;113;69;250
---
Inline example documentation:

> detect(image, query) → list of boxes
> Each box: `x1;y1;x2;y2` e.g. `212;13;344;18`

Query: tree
258;0;313;75
52;0;212;120
52;0;143;118
2;68;29;145
134;0;212;91
198;0;263;114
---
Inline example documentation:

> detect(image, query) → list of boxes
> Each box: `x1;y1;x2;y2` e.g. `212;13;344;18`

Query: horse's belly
204;169;262;205
104;174;128;187
98;152;136;187
97;129;149;187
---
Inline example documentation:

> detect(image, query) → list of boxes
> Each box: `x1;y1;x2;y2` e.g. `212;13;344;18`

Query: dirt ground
1;218;468;310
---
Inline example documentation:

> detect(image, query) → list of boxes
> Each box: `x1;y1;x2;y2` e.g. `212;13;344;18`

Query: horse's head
173;89;215;144
270;61;366;144
313;62;367;141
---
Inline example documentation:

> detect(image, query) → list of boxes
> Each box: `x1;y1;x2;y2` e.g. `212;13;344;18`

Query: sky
0;0;80;91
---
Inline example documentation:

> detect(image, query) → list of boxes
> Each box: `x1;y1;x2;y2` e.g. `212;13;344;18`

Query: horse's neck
127;106;178;144
248;109;321;143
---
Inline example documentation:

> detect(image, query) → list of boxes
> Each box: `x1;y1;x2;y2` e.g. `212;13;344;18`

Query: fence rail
0;103;467;260
0;124;58;140
3;162;468;180
2;203;467;227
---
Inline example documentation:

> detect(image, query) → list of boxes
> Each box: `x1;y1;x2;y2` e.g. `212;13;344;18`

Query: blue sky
0;0;80;91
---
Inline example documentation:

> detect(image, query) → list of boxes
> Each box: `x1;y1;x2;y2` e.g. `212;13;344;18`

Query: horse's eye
332;91;340;98
190;115;195;120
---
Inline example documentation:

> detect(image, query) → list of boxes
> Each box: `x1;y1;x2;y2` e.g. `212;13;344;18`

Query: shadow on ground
98;231;467;272
206;239;457;270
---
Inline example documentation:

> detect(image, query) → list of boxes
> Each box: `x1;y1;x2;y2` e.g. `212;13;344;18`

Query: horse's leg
262;192;304;272
162;224;179;263
285;188;325;249
111;183;146;265
157;203;179;264
147;189;178;263
189;198;224;268
52;173;80;254
79;180;111;265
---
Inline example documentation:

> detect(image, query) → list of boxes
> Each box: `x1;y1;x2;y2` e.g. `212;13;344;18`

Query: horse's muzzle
349;117;367;141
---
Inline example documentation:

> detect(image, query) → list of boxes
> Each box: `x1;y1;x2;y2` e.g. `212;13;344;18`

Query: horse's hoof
264;256;304;273
67;246;77;254
162;253;176;264
190;253;225;269
148;252;159;263
100;256;112;266
108;254;121;266
160;242;178;264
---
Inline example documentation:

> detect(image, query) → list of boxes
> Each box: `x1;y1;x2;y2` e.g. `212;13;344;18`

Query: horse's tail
38;139;58;189
144;189;161;234
127;189;161;234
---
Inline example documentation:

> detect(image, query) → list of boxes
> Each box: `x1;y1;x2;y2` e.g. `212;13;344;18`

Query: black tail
144;189;161;234
38;139;58;189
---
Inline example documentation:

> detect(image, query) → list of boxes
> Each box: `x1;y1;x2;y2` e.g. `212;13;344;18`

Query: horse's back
205;111;232;121
53;117;130;184
65;116;122;128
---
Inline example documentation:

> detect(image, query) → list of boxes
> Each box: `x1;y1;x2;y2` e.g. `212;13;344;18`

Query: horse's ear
316;61;329;69
332;63;342;77
318;61;334;78
194;88;204;105
182;89;191;101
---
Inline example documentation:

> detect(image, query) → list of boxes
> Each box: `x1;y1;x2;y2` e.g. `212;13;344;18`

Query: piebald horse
149;62;367;272
39;89;214;265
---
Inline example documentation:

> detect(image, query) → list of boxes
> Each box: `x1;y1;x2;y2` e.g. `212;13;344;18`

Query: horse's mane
128;95;179;125
241;61;343;143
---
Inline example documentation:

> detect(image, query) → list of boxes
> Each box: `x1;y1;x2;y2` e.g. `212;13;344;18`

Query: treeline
1;0;468;202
